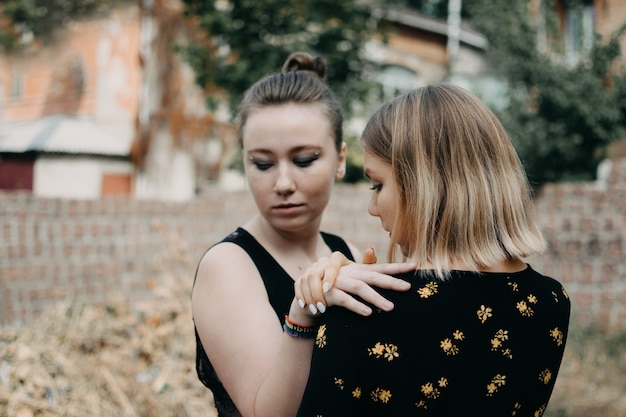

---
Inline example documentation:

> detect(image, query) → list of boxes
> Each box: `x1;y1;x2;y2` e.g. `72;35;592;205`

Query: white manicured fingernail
298;299;305;309
316;302;326;314
309;304;318;315
323;282;330;293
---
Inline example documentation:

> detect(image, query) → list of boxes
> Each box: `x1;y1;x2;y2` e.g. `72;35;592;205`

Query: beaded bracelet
283;315;319;339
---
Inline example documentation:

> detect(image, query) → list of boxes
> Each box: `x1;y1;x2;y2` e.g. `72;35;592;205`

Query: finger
333;279;397;312
321;251;353;294
355;271;413;291
365;261;417;276
293;277;306;310
300;261;330;315
362;247;377;264
325;289;373;316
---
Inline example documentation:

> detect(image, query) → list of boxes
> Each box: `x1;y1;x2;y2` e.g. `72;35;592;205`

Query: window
557;0;595;65
10;74;23;99
101;173;132;196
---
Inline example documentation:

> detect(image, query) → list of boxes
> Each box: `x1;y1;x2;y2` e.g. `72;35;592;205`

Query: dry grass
546;325;626;417
0;232;217;417
1;229;624;416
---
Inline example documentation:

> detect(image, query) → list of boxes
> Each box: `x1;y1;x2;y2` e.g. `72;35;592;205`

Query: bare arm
192;243;311;417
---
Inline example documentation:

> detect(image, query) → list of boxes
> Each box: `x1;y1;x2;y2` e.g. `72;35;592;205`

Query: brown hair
362;84;546;277
236;52;343;151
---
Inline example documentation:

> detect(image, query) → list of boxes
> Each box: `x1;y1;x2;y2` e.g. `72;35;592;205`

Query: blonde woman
294;84;571;416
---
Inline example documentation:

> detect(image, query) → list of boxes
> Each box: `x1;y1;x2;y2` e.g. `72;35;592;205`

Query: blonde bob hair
361;84;546;277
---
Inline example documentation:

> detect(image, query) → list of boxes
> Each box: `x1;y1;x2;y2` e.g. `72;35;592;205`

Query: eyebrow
247;146;322;155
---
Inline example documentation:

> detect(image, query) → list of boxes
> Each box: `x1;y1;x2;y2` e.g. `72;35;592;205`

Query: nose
368;194;379;217
274;163;296;195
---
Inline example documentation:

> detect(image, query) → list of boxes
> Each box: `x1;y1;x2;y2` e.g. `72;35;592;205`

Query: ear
336;142;347;180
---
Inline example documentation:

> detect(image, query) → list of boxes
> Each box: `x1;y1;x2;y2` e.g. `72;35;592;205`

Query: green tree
179;0;384;118
389;0;626;185
0;0;122;52
463;0;626;185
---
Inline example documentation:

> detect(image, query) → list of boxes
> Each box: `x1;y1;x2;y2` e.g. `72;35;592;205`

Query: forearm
253;300;317;417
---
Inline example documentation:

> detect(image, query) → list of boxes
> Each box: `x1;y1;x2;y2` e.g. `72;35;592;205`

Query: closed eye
249;157;274;171
293;153;320;168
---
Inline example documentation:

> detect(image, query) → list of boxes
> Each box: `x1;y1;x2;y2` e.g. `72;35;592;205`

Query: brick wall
1;159;625;329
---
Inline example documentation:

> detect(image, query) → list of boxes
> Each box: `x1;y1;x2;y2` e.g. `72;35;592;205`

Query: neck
243;216;324;256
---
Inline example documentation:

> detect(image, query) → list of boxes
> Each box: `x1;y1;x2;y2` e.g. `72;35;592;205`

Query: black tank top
193;227;355;417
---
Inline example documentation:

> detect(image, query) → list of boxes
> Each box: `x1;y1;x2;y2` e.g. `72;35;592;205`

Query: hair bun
281;52;326;79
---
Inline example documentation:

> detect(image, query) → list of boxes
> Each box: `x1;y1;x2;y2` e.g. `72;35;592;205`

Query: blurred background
0;0;625;416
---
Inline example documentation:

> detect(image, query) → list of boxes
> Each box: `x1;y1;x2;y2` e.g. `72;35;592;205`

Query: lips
274;202;302;209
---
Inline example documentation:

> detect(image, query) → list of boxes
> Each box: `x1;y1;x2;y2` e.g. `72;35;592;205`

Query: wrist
283;315;319;339
288;299;318;326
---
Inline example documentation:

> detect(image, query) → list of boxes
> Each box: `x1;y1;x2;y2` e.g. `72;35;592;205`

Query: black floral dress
297;266;570;417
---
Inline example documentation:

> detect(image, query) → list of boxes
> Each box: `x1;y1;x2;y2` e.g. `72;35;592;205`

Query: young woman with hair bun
191;52;415;417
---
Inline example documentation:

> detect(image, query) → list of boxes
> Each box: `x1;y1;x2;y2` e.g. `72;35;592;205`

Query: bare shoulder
194;241;265;294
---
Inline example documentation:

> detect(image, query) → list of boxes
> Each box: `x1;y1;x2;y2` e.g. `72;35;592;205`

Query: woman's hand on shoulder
293;251;415;317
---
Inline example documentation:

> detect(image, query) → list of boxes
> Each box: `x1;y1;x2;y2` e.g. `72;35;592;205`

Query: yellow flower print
535;403;547;417
491;329;512;358
441;338;452;350
369;342;399;361
420;382;440;399
516;300;534;317
562;286;569;299
512;402;521;415
441;330;464;355
415;379;447;409
495;329;509;340
371;387;392;403
491;337;502;350
527;294;538;304
551;290;559;302
368;342;385;357
550;327;564;346
316;324;327;348
508;281;519;292
352;387;361;399
486;374;506;396
539;369;552;384
477;305;493;323
334;377;344;390
415;400;427;409
493;374;506;385
384;344;399;361
440;338;459;355
502;348;512;359
417;282;439;298
379;389;392;403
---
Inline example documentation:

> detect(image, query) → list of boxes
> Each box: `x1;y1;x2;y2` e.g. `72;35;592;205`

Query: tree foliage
179;0;384;118
463;0;626;185
0;0;122;52
389;0;626;184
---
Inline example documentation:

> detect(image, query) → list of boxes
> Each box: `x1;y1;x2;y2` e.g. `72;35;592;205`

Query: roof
0;115;131;157
383;8;488;50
